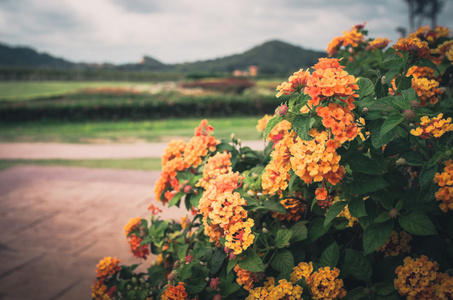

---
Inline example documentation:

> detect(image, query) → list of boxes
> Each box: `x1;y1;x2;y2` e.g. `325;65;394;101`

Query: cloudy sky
1;0;452;65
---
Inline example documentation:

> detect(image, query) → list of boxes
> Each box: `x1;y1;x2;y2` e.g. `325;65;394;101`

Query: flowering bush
93;24;453;299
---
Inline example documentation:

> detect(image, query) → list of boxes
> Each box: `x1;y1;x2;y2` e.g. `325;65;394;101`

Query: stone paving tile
0;165;188;300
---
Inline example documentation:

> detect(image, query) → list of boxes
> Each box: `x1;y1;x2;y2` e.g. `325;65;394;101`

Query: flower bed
92;24;453;299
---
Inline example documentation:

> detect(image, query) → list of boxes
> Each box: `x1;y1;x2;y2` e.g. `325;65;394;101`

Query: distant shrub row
0;93;286;122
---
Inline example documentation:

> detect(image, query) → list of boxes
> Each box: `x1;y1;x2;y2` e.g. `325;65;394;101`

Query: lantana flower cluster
198;172;255;254
394;255;453;299
434;160;453;212
410;113;453;139
91;256;121;300
246;277;303;300
326;23;366;57
271;193;307;222
154;119;219;204
268;57;359;206
124;217;150;259
392;36;431;60
291;262;346;300
408;25;451;44
432;40;453;64
161;282;189;300
377;230;412;257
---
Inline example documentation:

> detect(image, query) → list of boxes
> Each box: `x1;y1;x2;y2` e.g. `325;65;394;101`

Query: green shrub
92;24;453;300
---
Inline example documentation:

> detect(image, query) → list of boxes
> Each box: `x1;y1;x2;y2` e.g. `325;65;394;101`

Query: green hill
0;40;326;76
172;40;326;75
0;43;74;69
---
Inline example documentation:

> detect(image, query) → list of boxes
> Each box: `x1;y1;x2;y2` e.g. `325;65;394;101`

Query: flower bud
185;255;194;264
167;271;176;281
403;109;415;120
410;100;420;109
389;208;399;219
183;185;192;193
229;252;237;260
132;277;137;283
213;295;222;300
210;277;220;289
381;75;386;85
396;158;406;165
276;104;289;117
362;107;368;116
262;228;268;234
230;133;235;139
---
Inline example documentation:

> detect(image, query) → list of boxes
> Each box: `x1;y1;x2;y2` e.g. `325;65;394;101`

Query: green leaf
186;278;207;294
375;280;396;296
292;114;314;141
357;77;375;98
177;244;190;260
419;155;440;190
275;229;293;248
371;119;397;149
346;176;388;194
208;249;225;274
348;196;367;218
343;249;372;281
324;201;348;226
306;218;331;244
347;153;382;175
401;88;419;104
262;199;287;214
380;114;404;139
374;211;390;223
227;257;239;274
381;53;405;69
288;169;297;193
290;221;308;242
319;241;340;268
224;283;241;297
168;191;185;208
238;250;265;272
399;211;437;236
342;286;366;300
384;138;411;157
263;116;282;141
363;219;394;255
271;249;294;272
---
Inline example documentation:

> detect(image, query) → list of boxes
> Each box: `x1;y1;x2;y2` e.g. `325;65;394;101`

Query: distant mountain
0;40;326;75
172;40;326;75
0;43;74;69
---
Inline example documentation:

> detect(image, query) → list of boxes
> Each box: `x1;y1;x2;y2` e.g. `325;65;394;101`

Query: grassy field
0;117;264;143
0;80;268;171
0;81;155;101
0;158;163;171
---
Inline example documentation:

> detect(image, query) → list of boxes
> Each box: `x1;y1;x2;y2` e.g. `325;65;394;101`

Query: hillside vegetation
0;40;326;79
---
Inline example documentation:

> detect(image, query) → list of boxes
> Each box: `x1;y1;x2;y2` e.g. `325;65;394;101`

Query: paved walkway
0;141;266;159
0;141;266;299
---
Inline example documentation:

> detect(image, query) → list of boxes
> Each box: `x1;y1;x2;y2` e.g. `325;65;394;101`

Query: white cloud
0;0;452;64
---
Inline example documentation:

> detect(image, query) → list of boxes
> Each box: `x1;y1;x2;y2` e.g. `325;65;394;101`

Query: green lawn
0;117;263;143
0;158;163;171
0;81;155;101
